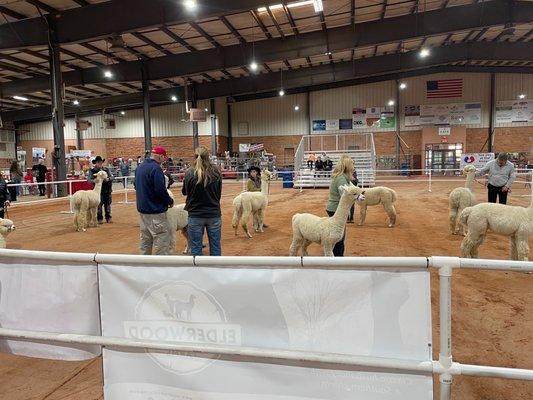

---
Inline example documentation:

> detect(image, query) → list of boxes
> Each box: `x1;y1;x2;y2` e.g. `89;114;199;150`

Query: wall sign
438;126;451;136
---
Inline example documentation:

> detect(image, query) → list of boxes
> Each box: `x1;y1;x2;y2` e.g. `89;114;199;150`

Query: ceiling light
73;99;80;105
120;111;126;115
183;0;197;10
518;93;526;99
288;1;314;8
171;95;178;102
324;51;332;56
313;0;323;12
294;105;300;111
257;6;267;12
419;48;430;58
388;100;395;106
257;4;283;12
204;108;209;112
250;61;258;71
13;96;28;101
399;82;407;90
104;69;113;78
279;89;285;97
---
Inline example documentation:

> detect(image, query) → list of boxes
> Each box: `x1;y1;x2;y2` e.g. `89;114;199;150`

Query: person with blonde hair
182;146;223;256
325;154;355;256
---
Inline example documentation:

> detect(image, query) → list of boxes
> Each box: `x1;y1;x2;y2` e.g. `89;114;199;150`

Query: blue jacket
134;159;174;214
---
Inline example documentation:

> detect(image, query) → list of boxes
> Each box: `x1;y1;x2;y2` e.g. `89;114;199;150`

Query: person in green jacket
326;154;355;256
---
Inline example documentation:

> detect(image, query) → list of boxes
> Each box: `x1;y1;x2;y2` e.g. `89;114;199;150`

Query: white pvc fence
0;250;531;400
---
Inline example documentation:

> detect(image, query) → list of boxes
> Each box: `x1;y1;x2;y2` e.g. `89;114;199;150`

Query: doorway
425;143;462;175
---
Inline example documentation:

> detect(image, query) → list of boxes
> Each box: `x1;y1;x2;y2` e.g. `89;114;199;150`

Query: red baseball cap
152;146;167;157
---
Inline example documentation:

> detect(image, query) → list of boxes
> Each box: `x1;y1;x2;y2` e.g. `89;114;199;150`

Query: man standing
135;146;174;255
32;159;48;196
88;156;114;223
476;152;516;204
0;172;10;218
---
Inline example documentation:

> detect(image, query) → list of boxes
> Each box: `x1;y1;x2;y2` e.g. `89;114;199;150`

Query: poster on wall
496;100;533;123
32;147;46;159
312;120;326;131
418;102;481;126
463;103;482;125
405;105;420;127
326;119;339;131
71;150;92;158
339;119;353;130
352;108;367;128
460;153;495;169
365;107;382;127
379;107;396;129
238;143;250;152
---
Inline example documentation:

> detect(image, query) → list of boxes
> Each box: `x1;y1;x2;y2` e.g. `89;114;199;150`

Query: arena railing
0;250;531;400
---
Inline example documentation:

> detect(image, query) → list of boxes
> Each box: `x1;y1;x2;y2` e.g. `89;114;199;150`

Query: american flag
426;79;463;99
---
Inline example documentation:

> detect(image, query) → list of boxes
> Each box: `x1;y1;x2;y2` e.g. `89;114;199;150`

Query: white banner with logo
495;100;533;123
100;264;433;400
0;258;101;360
460;153;495;169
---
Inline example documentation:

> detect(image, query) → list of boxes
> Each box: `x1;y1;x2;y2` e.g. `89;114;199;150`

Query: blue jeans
187;216;222;256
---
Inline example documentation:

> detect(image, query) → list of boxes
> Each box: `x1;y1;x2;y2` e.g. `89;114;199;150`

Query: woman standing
182;146;223;256
9;160;23;201
246;166;261;192
325;154;355;256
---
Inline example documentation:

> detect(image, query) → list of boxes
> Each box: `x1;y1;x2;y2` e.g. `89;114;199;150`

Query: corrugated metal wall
230;93;308;137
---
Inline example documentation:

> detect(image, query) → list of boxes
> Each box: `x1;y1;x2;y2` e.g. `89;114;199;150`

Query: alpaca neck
0;234;6;248
331;195;352;223
93;179;103;196
465;172;475;190
260;178;269;195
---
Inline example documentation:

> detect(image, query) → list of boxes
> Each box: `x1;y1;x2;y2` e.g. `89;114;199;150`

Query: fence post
68;181;73;213
428;169;432;193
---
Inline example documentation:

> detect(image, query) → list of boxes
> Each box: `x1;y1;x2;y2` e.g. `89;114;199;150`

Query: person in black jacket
88;156;114;224
0;172;10;219
348;167;359;224
182;146;222;256
32;159;48;196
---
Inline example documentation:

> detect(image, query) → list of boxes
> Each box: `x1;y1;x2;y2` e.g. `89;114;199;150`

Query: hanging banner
418;103;481;126
71;150;92;158
325;119;339;131
495;100;533;123
379;107;396;129
405;105;421;127
312;120;326;131
365;107;382;127
0;257;101;361
32;147;46;159
352;108;367;128
339;119;353;130
462;103;482;125
460;153;495;169
99;264;433;400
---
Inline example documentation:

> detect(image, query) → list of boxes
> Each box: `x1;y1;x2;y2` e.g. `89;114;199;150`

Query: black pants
98;192;112;222
37;179;46;196
348;205;355;222
307;160;314;169
326;210;345;257
8;186;16;202
0;207;4;219
488;184;508;204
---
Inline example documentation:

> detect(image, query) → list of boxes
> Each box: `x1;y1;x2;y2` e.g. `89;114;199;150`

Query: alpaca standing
71;170;108;232
357;186;397;227
167;204;190;254
232;170;272;238
449;165;476;235
289;184;365;256
0;218;15;249
460;196;533;261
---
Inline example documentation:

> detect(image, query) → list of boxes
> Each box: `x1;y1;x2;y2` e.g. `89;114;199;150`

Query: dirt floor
1;177;532;399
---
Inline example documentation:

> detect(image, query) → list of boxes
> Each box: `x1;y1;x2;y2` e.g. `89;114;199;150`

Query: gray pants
139;213;172;255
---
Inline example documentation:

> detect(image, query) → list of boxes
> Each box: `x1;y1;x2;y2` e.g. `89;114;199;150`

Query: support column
48;22;67;197
192;85;199;150
395;79;401;171
141;62;152;154
210;98;217;156
306;91;311;136
75;114;82;150
488;73;495;152
227;98;233;154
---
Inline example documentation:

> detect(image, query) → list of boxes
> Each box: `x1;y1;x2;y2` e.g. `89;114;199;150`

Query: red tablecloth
68;178;93;194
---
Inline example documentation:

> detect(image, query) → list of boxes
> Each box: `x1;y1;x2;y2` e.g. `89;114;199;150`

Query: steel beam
141;62;152;152
1;0;530;97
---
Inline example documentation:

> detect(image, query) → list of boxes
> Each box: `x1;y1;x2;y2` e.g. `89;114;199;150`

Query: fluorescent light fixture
419;48;430;58
120;111;126;115
279;89;285;97
103;69;113;78
518;93;526;99
183;0;197;10
313;0;323;12
388;100;395;106
171;95;178;102
324;51;332;56
250;61;259;71
288;0;314;8
257;4;283;12
73;99;80;105
399;82;407;90
294;105;300;111
13;96;28;101
257;6;267;11
204;108;209;112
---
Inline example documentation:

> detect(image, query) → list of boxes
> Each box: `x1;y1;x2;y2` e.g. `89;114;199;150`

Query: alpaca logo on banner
124;281;242;375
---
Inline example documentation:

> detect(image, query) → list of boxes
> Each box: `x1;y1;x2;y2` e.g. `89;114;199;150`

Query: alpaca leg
455;207;466;236
257;209;265;232
241;203;253;238
384;203;396;227
449;208;458;234
461;231;485;259
510;235;518;261
323;243;334;257
358;205;367;226
181;227;190;254
515;231;530;261
302;241;311;257
73;212;79;231
289;238;302;256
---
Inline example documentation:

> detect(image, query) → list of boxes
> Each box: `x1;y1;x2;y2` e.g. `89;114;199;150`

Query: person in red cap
134;146;175;255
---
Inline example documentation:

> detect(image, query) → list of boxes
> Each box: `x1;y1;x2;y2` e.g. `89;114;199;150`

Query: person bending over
476;152;515;204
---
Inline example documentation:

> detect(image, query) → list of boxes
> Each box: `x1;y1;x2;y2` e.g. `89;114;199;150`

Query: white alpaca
289;184;365;257
357;186;397;227
71;170;108;232
165;184;190;254
232;170;272;238
460;196;533;261
0;218;15;249
449;165;476;235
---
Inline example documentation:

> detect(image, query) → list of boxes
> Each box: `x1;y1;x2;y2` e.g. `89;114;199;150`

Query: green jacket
326;174;350;213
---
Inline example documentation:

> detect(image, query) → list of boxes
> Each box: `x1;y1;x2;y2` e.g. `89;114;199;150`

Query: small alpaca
232;170;272;238
0;218;15;249
460;196;533;261
289;184;365;257
164;293;196;321
449;165;477;235
167;204;190;254
71;170;108;232
357;186;397;227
